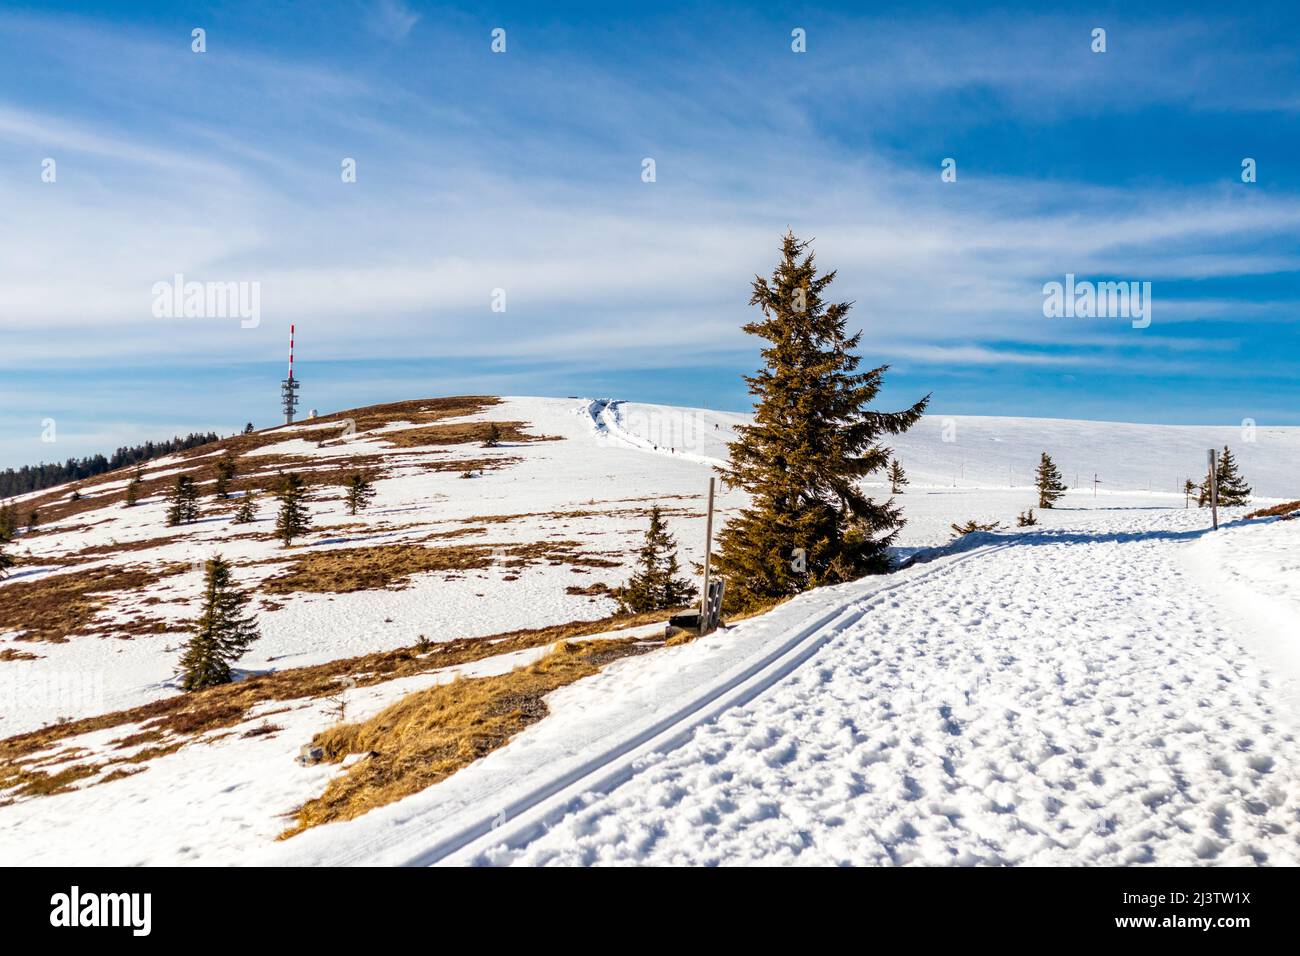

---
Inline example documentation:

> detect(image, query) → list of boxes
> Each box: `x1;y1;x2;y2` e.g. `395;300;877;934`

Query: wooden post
1208;448;1219;530
699;477;715;635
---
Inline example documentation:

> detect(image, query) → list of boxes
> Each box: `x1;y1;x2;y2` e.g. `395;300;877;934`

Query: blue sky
1;1;1298;467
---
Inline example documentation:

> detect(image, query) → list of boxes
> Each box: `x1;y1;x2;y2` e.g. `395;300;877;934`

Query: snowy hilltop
1;395;1297;866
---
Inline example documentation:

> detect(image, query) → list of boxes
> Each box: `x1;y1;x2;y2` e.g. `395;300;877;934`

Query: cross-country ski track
464;520;1299;866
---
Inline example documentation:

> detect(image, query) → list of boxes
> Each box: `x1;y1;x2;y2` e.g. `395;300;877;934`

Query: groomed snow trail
473;525;1300;866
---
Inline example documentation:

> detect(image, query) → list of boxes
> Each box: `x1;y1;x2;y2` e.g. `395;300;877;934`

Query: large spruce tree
179;555;261;691
1035;453;1067;508
712;232;929;612
614;505;695;613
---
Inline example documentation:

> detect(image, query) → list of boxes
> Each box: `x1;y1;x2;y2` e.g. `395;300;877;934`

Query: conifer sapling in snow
1035;452;1067;509
483;422;502;448
213;452;237;499
0;539;13;580
232;491;257;524
178;555;260;691
0;501;16;542
124;466;143;507
274;472;311;546
713;232;929;612
1183;478;1196;509
614;505;695;613
165;474;200;526
343;472;377;515
25;509;38;532
888;458;908;494
1199;445;1251;507
1016;509;1038;527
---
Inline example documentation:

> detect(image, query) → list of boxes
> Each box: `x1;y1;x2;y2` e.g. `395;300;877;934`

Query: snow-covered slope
602;400;1300;498
1;395;1296;866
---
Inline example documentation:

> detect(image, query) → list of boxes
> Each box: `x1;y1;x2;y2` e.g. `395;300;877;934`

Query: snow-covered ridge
2;395;1297;866
596;399;1299;498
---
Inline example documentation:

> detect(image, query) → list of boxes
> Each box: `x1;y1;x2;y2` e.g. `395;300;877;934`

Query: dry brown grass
261;539;622;594
418;456;523;474
309;396;500;434
281;637;654;837
0;563;185;643
1245;500;1300;520
261;543;497;593
0;608;673;803
460;504;702;526
382;420;559;448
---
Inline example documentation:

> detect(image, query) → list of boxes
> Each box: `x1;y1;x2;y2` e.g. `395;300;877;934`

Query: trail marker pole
699;477;715;635
1207;448;1219;530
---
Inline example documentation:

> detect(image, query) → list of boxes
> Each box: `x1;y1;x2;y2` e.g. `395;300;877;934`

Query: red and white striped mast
280;324;301;425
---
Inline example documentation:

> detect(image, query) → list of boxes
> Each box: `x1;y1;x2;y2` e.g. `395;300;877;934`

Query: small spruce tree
1183;478;1196;509
712;232;929;612
888;458;908;494
243;422;255;435
951;518;1002;537
1016;509;1038;527
0;501;16;542
0;539;13;580
25;509;39;532
274;472;311;546
124;466;143;507
1201;445;1251;507
232;491;257;524
614;505;695;613
213;452;237;499
343;472;377;515
178;555;261;691
165;474;200;526
1035;452;1067;509
483;422;502;448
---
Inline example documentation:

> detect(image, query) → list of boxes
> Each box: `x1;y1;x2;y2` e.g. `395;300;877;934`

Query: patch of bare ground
1245;500;1300;520
309;396;500;433
382;420;560;448
0;609;672;803
461;504;702;525
419;456;522;474
281;636;656;837
261;540;622;594
0;563;188;643
0;648;41;662
566;582;609;596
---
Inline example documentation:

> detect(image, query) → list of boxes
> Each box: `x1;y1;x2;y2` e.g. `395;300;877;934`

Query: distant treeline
0;432;221;499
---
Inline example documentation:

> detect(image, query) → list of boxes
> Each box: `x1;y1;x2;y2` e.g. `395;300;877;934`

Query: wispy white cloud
365;0;420;43
0;4;1296;381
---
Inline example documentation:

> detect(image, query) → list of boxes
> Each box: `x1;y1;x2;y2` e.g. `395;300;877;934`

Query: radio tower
281;324;300;425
